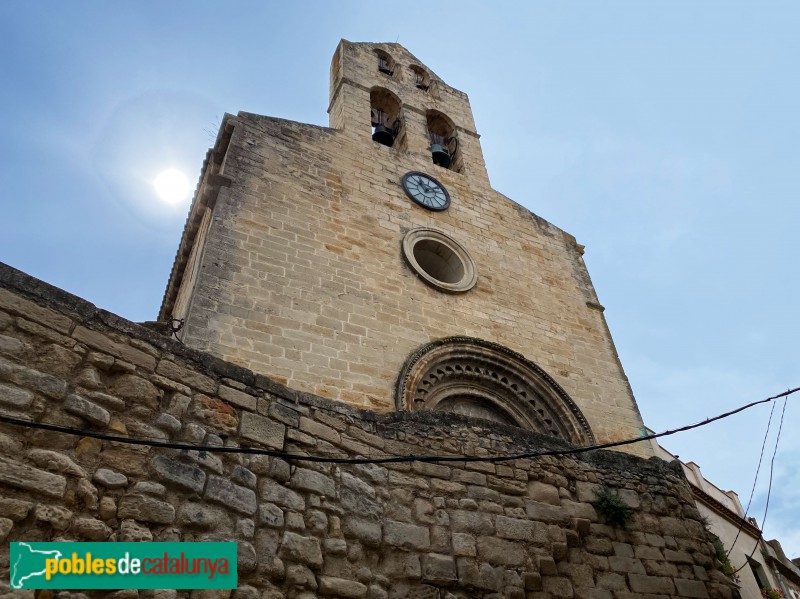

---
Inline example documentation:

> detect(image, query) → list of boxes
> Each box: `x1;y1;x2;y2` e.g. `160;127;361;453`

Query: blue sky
2;2;797;557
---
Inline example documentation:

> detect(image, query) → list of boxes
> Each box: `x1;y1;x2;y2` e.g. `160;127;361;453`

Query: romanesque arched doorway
395;337;595;445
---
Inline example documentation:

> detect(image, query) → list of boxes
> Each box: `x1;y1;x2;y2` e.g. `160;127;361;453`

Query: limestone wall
0;264;735;598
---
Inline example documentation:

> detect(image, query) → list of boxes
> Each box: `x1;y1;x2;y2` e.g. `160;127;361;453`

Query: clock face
401;172;450;211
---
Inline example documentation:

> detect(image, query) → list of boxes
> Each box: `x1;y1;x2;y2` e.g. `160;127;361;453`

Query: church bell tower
160;41;650;455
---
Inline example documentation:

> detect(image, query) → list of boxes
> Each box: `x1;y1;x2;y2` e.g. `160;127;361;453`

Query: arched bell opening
410;64;430;92
426;110;461;172
395;337;596;446
370;87;405;150
374;49;396;76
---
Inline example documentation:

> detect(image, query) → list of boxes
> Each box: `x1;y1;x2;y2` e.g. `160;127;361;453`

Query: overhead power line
0;387;796;465
726;400;776;559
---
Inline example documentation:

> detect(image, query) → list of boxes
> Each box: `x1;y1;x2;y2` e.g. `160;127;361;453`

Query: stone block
450;510;494;535
259;502;285;528
98;496;117;520
155;359;216;393
237;518;255;538
527;480;561;505
286;563;318;589
340;486;381;519
109;374;161;408
0;382;33;408
317;576;367;598
628;573;675;595
205;476;256;515
240;411;285;449
384;520;430;551
524;571;543;590
559;563;594;588
543;576;574;598
286;511;305;530
73;326;157;370
34;504;73;530
299;416;341;444
119;518;153;542
452;532;476;556
456;558;504;591
496;515;546;543
291;467;336;497
411;461;451;479
609;556;646;574
219;385;257;411
131;481;166;496
64;393;110;426
596;572;626;591
260;479;306;511
178;502;223;529
421;553;457;584
279;531;323;568
0;517;12;541
538;556;558;576
118;494;175;524
525;499;564;523
664;548;694;564
575;481;601;503
28;449;86;478
154;413;181;434
72;517;111;540
0;455;67;498
238;540;257;573
352;462;388;485
324;537;347;555
675;579;710;599
342;516;381;545
476;536;525;566
230;465;256;489
340;471;375;498
151;455;206;493
0;497;33;521
584;537;614;555
305;509;327;535
12;364;67;399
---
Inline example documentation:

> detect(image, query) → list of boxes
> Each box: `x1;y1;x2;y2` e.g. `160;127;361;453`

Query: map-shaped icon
10;543;63;589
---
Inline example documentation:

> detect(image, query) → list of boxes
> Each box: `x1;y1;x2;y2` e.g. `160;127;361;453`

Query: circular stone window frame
401;228;477;294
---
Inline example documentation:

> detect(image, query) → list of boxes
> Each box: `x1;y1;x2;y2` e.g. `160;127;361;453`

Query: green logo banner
10;542;237;589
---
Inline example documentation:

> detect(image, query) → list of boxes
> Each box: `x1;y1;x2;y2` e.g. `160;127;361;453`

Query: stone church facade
160;41;648;456
0;41;738;598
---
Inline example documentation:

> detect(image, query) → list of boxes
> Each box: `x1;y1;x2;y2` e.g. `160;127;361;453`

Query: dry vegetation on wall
0;263;736;598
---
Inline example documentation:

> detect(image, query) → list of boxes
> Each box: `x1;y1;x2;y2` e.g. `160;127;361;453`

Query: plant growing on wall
592;487;633;528
760;588;785;599
711;535;738;580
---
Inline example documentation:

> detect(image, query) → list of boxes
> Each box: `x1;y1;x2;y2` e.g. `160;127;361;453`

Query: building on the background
764;540;800;599
159;40;652;456
651;435;800;599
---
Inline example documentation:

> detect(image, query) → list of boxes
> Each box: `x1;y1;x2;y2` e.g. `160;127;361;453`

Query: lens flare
154;169;190;204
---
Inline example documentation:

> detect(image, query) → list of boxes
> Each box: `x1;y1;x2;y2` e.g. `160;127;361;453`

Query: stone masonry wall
0;264;735;599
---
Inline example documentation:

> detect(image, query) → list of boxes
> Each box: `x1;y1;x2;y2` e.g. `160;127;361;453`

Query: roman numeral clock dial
401;172;450;211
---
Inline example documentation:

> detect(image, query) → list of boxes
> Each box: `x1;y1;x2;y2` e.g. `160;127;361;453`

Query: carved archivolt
395;337;595;445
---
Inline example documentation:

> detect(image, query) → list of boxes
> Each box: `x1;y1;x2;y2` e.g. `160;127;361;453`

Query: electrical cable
0;386;796;465
731;394;790;575
725;401;776;559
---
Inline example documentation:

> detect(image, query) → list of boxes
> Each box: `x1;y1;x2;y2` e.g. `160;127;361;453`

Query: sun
154;169;191;204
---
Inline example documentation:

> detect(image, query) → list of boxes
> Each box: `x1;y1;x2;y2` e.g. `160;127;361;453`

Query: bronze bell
430;143;451;168
372;124;395;147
